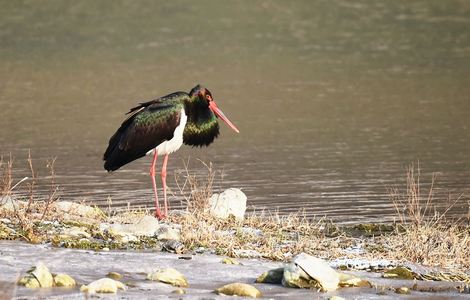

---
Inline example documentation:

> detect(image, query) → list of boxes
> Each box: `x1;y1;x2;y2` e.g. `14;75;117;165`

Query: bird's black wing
103;93;186;171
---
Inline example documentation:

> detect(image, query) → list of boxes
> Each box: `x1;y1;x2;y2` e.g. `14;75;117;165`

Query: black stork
103;85;239;219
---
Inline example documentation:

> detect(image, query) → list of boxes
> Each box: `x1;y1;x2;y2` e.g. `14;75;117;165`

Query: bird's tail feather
103;130;146;172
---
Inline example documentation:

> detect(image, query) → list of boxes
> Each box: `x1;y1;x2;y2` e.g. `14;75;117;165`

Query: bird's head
190;85;240;133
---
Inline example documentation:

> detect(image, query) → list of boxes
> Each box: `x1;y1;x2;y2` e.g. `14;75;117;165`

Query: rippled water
1;1;470;223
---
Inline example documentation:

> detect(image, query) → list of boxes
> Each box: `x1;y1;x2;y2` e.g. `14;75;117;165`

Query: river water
1;1;469;223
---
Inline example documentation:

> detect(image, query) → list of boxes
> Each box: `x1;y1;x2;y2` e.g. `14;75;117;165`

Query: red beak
209;101;240;133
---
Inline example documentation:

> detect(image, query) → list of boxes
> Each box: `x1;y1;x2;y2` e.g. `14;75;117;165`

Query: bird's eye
206;95;212;102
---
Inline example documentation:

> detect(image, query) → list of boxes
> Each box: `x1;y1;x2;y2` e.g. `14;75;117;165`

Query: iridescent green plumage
103;85;238;219
183;117;219;146
103;86;221;171
183;85;220;146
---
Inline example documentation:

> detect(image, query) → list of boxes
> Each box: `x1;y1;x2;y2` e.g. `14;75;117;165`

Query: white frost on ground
0;241;466;299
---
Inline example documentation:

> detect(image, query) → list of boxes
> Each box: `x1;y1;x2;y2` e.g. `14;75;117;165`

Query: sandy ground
0;240;467;299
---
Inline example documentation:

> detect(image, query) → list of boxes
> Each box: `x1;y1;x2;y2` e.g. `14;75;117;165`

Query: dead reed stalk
386;163;470;268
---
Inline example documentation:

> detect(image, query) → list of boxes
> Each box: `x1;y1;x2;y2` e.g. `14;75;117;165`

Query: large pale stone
283;263;321;289
290;253;340;292
147;268;188;287
80;278;126;294
18;262;54;288
100;215;160;239
215;283;261;298
209;188;247;220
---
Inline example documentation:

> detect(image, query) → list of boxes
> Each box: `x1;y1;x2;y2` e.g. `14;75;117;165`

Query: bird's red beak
209;101;240;133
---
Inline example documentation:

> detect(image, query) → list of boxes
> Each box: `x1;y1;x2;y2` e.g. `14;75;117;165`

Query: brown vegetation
171;161;470;269
1;155;469;272
383;164;470;268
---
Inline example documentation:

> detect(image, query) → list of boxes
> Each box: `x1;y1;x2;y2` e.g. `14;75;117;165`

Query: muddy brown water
1;1;470;223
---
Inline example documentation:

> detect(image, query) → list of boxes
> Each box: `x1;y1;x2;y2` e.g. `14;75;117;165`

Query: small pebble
106;272;122;280
53;274;76;287
194;247;205;254
178;256;192;260
395;287;410;294
215;283;261;298
221;257;240;265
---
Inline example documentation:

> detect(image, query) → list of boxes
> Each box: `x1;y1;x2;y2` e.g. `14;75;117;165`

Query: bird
103;85;239;219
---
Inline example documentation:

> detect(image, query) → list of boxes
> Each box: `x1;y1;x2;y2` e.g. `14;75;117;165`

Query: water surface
1;1;470;223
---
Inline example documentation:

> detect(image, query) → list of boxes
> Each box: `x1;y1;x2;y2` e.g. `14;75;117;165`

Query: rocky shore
1;189;469;299
1;240;468;299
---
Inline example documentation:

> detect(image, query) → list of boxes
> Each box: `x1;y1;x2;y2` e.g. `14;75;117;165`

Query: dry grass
169;161;349;261
0;153;70;241
170;209;347;261
174;159;215;213
1;155;469;271
0;154;14;196
170;161;470;268
384;163;470;269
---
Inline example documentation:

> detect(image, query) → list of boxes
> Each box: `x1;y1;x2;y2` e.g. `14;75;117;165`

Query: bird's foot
154;210;166;220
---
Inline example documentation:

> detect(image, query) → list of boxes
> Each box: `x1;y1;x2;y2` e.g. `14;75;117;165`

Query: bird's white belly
146;108;187;156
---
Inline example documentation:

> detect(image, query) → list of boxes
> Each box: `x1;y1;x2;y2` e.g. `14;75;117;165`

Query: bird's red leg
150;150;163;219
161;154;169;218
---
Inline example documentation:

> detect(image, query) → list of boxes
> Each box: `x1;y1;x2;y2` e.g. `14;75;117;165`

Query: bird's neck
183;95;212;123
182;95;220;146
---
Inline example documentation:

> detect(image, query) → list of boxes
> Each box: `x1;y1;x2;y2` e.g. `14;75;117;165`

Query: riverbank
1;240;469;299
0;198;469;299
0;157;469;298
1;197;469;269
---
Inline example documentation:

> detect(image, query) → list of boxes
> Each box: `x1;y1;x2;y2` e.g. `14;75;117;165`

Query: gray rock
0;218;11;224
330;258;396;271
100;215;160;239
282;263;319;289
162;240;184;253
288;253;339;291
0;196;23;212
120;234;139;243
239;227;263;237
256;267;285;284
214;229;235;238
156;225;181;241
40;220;60;226
60;226;91;238
209;188;247;220
194;247;206;254
18;262;54;288
54;201;104;218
